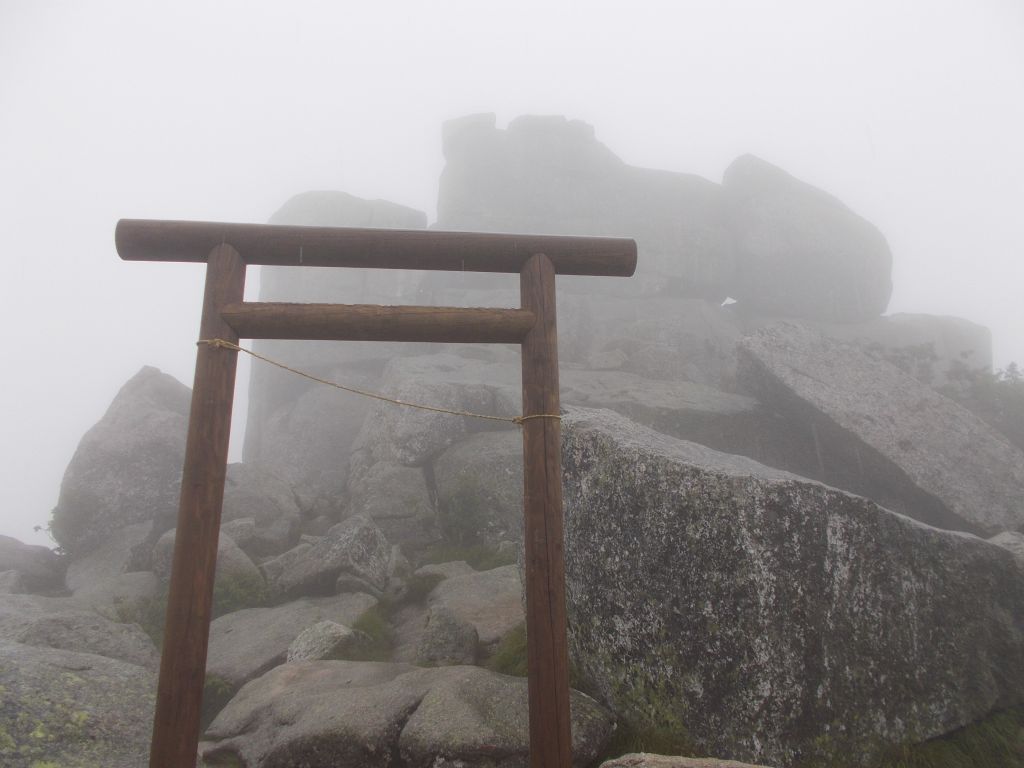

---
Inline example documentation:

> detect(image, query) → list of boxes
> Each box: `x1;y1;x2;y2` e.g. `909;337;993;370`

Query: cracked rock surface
202;661;612;767
562;407;1024;768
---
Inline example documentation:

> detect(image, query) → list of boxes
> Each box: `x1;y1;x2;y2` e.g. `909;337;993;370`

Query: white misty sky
1;0;1021;546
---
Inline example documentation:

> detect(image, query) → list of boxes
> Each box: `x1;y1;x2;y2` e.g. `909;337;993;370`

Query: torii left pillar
149;243;245;766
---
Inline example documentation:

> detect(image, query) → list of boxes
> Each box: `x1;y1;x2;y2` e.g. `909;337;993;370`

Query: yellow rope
197;338;561;426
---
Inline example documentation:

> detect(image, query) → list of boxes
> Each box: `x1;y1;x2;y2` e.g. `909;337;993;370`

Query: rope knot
513;414;563;425
197;338;237;351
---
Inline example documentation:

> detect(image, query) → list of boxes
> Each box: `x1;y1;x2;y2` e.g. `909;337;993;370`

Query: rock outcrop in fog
738;323;1024;535
562;408;1024;767
722;153;892;321
439;113;736;300
50;366;189;556
4;114;1022;768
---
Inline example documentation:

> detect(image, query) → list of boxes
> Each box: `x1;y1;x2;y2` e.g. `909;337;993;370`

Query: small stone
286;620;369;662
600;755;775;768
415;605;478;666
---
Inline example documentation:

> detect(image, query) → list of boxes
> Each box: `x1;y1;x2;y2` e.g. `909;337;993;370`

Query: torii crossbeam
116;219;637;768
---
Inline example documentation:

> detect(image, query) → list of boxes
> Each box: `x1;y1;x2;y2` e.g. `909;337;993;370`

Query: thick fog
1;0;1021;547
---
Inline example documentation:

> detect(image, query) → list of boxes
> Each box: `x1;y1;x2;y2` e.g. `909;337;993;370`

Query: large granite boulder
0;535;64;594
50;366;190;555
258;190;429;306
243;190;428;511
722;154;892;322
737;322;1024;535
202;661;613;767
0;642;155;768
562;408;1024;768
437;113;735;300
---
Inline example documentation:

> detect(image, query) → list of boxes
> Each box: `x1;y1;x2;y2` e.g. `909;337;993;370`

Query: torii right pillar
520;252;572;767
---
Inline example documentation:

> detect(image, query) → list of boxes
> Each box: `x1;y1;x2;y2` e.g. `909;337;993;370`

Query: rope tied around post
197;338;562;426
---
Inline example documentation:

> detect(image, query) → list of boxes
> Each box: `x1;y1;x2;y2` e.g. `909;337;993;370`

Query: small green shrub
485;622;528;677
873;706;1024;768
348;605;393;661
201;675;236;731
211;573;268;618
113;591;169;649
201;750;244;767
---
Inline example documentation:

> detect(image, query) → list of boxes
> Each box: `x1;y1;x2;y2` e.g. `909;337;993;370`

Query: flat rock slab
0;593;159;669
559;369;787;463
0;641;155;768
601;755;774;768
562;408;1024;768
427;564;523;646
738;322;1024;535
203;660;612;767
71;570;160;616
206;592;376;690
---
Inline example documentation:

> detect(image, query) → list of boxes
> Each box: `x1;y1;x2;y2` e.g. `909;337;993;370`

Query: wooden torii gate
115;219;637;768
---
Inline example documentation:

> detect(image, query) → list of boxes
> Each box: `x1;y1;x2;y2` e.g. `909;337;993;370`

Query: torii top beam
116;218;638;276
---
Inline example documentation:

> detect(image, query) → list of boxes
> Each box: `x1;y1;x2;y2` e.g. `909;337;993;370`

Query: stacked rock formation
4;115;1021;768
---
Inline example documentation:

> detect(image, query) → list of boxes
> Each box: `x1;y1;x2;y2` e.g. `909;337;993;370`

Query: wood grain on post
149;244;245;768
220;302;536;343
116;218;637;277
519;253;573;768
